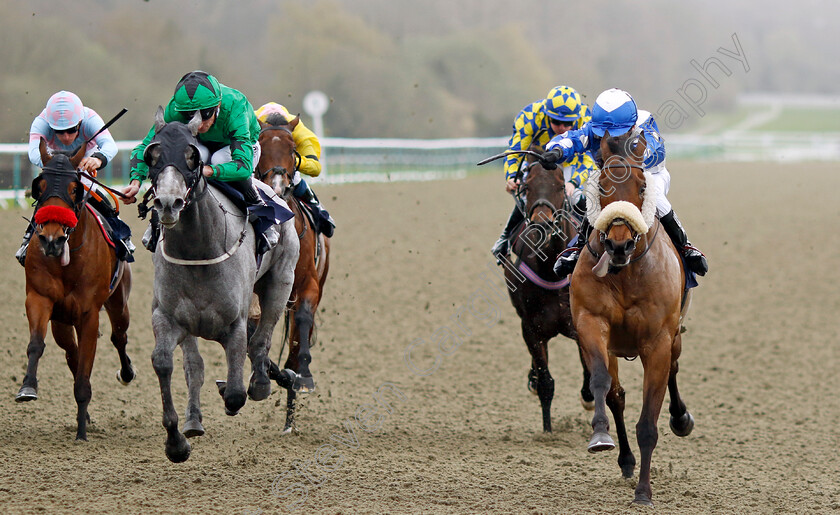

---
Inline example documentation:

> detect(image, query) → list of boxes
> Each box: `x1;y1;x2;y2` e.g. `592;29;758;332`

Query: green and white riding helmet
172;71;222;112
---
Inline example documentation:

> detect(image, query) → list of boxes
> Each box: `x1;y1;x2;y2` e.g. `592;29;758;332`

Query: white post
302;91;330;177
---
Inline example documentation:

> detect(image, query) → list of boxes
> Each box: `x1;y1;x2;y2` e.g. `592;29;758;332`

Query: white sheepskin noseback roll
594;201;648;234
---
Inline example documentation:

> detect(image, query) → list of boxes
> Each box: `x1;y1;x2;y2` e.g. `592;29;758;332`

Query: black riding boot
230;177;264;208
15;226;34;267
491;205;525;262
553;216;591;277
295;180;335;238
660;210;708;276
230;177;280;256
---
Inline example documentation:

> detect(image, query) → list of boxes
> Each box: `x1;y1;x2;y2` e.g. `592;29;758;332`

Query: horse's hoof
527;369;538;395
294;374;316;394
248;380;272;401
224;389;246;416
670;411;695;437
632;494;653;506
580;394;595;411
588;432;616;453
15;386;38;402
165;435;191;463
271;367;301;391
183;419;205;438
116;364;137;386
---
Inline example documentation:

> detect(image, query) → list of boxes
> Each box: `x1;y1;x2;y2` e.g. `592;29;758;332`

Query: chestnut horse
571;130;694;505
255;113;330;433
503;149;593;433
17;141;134;441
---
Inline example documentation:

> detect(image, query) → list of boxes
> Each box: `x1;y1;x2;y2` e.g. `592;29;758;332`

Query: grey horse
144;107;300;462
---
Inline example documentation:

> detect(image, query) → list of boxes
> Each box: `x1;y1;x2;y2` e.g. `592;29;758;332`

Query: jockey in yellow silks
255;102;334;237
491;85;598;260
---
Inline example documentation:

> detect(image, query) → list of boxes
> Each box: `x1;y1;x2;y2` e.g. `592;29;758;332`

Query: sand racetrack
0;161;838;514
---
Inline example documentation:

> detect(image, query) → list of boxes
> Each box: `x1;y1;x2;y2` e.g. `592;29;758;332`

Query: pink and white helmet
45;91;84;130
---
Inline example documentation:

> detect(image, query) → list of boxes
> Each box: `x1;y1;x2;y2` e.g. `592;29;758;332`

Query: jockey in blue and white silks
545;88;708;277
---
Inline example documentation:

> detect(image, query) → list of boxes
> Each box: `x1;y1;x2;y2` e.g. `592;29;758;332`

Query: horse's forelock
264;113;289;126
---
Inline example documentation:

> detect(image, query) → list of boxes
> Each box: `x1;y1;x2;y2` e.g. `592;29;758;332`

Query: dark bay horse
571;130;694;505
503;150;593;432
144;108;299;462
17;140;134;441
256;113;331;433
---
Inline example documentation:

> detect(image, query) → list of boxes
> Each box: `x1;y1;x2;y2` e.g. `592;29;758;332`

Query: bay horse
503;148;593;433
17;140;135;441
143;107;299;462
255;113;330;433
571;129;694;505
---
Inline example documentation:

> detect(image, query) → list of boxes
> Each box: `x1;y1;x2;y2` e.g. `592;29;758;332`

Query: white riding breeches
196;141;262;171
647;161;672;217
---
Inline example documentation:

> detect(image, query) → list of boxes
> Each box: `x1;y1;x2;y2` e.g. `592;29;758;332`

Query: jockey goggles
183;106;218;121
55;124;80;135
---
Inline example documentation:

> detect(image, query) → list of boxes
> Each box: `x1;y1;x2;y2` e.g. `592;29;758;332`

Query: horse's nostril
153;199;162;210
173;198;185;210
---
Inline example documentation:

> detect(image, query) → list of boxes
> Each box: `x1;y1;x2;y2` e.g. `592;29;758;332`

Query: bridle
515;161;575;252
255;125;300;189
586;161;660;266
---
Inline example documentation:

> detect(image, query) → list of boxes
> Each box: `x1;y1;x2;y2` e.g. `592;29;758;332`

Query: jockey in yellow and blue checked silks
255;102;335;237
491;85;598;261
544;88;708;277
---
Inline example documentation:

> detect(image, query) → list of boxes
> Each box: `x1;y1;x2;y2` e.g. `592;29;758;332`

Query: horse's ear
30;176;44;202
39;138;51;166
154;105;167;133
632;130;647;160
599;131;612;159
144;142;162;168
186;110;202;136
185;144;200;170
289;115;300;130
69;141;86;169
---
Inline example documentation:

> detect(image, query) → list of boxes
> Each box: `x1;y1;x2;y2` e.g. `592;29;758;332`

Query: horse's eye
640;186;646;196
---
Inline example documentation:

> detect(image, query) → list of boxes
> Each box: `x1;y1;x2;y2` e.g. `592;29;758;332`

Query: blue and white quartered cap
590;88;638;137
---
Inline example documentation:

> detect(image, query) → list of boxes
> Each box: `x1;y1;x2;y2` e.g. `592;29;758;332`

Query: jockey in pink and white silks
17;91;135;266
543;88;708;277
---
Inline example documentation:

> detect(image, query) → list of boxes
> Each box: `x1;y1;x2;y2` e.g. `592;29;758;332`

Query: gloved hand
541;149;561;170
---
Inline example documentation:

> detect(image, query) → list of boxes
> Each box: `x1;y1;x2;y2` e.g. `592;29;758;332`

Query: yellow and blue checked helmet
544;85;582;122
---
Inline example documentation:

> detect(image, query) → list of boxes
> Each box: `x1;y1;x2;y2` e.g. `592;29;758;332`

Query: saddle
86;204;134;264
295;198;320;236
206;179;294;239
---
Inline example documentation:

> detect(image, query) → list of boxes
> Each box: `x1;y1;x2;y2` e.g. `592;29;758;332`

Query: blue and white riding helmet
590;88;638;137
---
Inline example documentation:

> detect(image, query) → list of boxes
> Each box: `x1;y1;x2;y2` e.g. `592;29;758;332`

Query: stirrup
15;242;28;267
